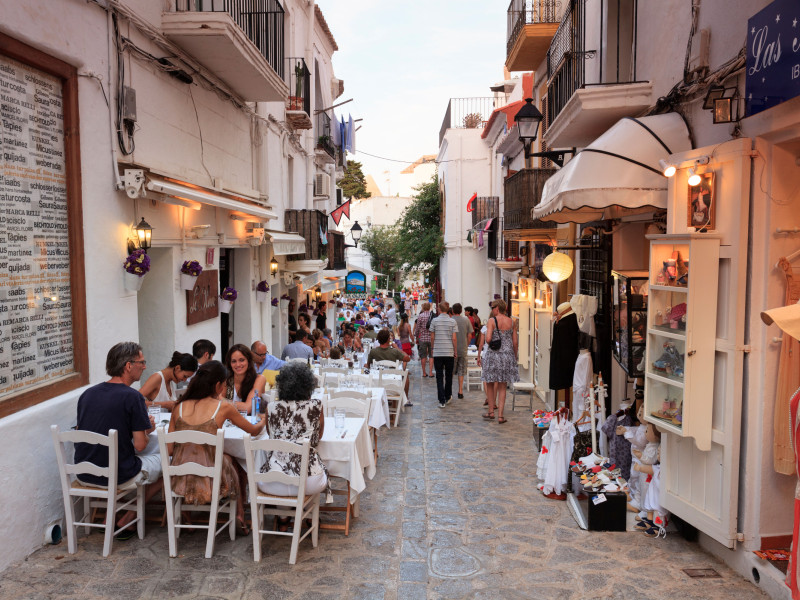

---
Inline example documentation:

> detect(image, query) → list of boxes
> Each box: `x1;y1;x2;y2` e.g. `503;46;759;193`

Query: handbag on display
488;317;502;351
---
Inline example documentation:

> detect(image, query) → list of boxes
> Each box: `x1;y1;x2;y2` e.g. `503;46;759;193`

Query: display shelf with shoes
643;234;720;451
612;270;649;377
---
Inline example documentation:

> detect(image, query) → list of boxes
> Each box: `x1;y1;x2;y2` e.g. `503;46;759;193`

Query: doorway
219;248;233;358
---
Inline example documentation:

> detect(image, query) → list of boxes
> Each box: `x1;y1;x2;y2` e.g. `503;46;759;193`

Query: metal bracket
123;169;146;198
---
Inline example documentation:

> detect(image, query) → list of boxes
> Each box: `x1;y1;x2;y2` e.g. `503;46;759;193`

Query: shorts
418;341;432;359
77;453;162;488
401;342;413;356
454;355;467;376
413;299;418;304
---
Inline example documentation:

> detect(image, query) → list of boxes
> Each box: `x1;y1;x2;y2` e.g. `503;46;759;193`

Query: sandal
498;417;507;424
482;412;495;420
236;517;251;536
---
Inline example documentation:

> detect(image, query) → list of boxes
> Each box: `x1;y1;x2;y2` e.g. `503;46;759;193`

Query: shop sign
746;0;800;117
345;270;366;293
186;269;218;325
0;53;74;400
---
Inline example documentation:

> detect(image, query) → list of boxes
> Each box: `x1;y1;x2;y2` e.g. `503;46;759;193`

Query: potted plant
123;249;150;292
280;293;291;309
271;297;279;310
317;135;331;149
180;260;203;290
256;280;270;303
219;286;237;314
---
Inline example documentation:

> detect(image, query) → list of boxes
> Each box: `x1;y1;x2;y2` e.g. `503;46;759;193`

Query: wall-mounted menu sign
0;53;74;400
746;0;800;117
186;269;219;325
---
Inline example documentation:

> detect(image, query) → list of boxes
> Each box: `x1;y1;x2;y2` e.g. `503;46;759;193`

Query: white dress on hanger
542;417;576;496
536;430;552;482
572;349;593;419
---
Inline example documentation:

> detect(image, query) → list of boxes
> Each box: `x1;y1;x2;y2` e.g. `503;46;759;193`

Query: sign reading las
746;0;800;117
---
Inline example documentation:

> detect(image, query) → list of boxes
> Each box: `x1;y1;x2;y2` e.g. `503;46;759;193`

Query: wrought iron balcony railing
439;97;495;147
503;168;557;229
487;218;523;262
506;0;560;57
471;197;500;230
286;57;310;114
316;112;336;158
546;0;640;124
327;231;346;271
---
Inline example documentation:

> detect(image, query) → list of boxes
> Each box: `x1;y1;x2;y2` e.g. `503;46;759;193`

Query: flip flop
115;527;136;541
498;417;508;424
482;412;495;420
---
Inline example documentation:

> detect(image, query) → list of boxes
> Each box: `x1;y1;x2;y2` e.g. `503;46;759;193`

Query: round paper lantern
542;251;573;283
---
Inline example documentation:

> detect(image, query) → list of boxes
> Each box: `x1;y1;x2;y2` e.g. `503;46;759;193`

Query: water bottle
252;392;260;419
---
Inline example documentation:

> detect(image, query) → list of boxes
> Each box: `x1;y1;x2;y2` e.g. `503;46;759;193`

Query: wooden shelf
646;371;685;388
648;327;686;340
649;284;689;293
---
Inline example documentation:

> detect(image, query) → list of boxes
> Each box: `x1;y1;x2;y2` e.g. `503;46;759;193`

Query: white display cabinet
644;234;720;451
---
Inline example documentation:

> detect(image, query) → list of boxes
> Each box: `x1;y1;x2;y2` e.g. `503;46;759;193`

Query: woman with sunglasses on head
224;344;267;414
139;351;198;412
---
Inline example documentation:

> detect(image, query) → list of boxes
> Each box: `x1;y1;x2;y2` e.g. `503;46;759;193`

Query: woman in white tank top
140;351;198;411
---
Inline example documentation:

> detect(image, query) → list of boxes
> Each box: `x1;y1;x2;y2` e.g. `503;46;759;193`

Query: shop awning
300;269;347;290
500;269;520;285
146;176;277;221
532;113;692;224
346;261;384;279
266;230;307;256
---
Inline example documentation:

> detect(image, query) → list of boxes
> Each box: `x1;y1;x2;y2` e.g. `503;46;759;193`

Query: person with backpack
413;302;434;377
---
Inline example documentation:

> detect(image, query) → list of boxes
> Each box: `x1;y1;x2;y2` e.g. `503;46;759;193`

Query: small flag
330;199;351;225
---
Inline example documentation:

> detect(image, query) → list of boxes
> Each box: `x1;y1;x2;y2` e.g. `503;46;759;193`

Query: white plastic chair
243;436;320;564
157;426;235;558
327;395;371;419
51;425;145;557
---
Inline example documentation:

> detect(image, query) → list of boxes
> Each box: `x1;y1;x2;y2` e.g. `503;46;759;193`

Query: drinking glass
148;405;161;422
334;408;346;432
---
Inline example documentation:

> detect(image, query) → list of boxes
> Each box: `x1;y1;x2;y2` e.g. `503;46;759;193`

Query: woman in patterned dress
477;299;519;424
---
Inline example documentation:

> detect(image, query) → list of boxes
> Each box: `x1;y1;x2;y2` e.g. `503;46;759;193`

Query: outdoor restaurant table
312;387;390;431
317;416;375;503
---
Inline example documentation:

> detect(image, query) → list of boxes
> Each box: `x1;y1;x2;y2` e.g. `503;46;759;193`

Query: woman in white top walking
140;351;198;411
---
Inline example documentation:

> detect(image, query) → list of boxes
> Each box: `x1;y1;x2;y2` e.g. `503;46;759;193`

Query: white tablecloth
318;416;375;503
313;387;390;430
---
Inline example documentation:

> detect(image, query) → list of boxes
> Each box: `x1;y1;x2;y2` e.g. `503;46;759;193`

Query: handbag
488;317;502;351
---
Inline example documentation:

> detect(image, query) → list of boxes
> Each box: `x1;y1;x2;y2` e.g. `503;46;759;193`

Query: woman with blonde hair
477;299;519;424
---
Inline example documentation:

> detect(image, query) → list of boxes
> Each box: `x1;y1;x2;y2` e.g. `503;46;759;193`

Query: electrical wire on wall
112;12;134;155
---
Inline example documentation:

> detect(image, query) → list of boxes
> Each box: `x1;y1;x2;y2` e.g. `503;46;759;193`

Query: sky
317;0;507;196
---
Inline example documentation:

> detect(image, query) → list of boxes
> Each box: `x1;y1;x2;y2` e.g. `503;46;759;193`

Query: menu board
0;53;74;399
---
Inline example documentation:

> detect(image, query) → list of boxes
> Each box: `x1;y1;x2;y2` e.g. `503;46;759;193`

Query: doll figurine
628;422;661;514
620;405;648;511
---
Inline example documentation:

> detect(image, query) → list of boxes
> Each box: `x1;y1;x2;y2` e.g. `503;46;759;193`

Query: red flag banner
330;200;351;225
466;192;477;213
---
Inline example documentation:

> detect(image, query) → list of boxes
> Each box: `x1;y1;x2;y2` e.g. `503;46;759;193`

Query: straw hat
761;300;800;341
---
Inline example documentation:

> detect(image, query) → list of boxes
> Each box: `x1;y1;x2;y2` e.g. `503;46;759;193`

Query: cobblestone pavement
0;364;768;600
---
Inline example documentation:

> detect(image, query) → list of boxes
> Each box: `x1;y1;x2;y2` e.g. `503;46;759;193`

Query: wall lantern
350;221;363;247
315;288;322;301
542;251;573;283
515;98;544;159
135;217;153;253
270;256;279;275
703;86;739;124
511;286;518;298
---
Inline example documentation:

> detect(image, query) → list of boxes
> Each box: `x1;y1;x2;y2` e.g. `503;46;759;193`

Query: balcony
285;57;311;130
284;209;329;273
487;218;524;269
545;0;652;148
506;0;560;72
163;0;288;102
315;112;336;164
439;97;495;147
503;168;557;241
472;196;499;229
327;231;346;271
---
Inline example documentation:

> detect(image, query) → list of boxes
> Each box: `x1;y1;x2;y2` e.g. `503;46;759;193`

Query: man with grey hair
74;342;163;538
251;340;285;374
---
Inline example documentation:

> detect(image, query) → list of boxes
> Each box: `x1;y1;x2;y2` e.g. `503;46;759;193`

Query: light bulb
659;159;676;178
687;168;701;186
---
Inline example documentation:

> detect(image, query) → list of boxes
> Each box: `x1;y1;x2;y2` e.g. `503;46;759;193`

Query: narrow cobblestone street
0;366;768;600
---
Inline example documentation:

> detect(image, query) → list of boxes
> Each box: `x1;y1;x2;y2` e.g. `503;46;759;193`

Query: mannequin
549;302;580;392
628;422;660;514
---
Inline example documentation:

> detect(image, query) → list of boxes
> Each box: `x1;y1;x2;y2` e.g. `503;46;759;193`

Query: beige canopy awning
265;230;307;256
146;176;277;221
533;113;692;224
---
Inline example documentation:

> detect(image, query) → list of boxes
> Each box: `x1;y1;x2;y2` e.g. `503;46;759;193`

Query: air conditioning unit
314;173;331;198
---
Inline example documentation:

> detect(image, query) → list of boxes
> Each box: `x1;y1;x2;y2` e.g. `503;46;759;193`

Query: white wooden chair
511;381;536;410
243;436;320;564
374;359;401;370
466;356;483;391
51;425;146;557
327;395;371;419
380;369;408;427
288;357;312;364
157;426;235;558
330;390;369;401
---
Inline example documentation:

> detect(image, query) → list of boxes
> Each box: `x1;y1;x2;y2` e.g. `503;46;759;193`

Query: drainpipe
306;0;316;213
106;9;124;192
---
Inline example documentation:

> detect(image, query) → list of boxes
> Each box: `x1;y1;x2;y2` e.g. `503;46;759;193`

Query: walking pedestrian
451;303;472;399
478;299;519;423
430;301;457;408
413;302;434;377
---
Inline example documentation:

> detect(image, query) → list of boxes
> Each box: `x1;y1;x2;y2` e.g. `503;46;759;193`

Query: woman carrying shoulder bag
477;299;519;423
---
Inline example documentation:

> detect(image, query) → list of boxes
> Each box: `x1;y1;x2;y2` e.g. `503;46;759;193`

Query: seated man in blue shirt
251;340;285;374
280;329;315;360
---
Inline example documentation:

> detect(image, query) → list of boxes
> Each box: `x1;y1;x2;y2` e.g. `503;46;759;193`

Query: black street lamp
350;221;363;247
135;217;153;253
514;97;571;167
270;256;279;276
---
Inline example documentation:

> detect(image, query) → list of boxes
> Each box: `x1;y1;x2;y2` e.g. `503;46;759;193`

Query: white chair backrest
375;360;401;369
243;436;310;503
327;396;370;419
157;426;225;497
328;359;349;368
288;357;310;364
321;367;349;375
330;390;368;401
51;425;119;491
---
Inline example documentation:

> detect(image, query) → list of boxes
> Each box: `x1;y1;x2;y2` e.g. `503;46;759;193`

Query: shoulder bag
488;316;502;351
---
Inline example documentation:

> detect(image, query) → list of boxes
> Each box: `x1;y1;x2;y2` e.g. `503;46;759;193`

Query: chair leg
83;497;92;534
311;498;319;548
344;482;351;537
64;494;77;554
165;496;178;558
136;485;145;540
205;501;220;559
288;503;303;564
229;497;236;541
102;494;116;558
252;503;262;562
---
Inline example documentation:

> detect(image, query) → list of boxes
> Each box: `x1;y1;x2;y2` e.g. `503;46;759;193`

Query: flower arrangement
123;249;150;277
280;293;291;301
180;260;203;277
494;294;501;299
298;303;308;313
256;280;270;293
271;297;279;307
220;287;238;301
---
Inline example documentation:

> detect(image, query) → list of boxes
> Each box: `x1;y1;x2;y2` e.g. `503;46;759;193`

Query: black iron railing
439;97;495;147
285;209;328;261
471;197;499;229
327;231;346;270
174;0;285;78
504;168;557;229
286;57;310;114
507;0;560;57
547;0;639;124
487;218;522;262
316;112;335;158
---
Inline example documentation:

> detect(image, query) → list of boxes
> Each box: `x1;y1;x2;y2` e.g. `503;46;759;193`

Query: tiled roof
480;73;534;140
315;5;339;52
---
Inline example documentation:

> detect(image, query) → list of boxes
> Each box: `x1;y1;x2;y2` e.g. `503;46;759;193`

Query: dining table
312;386;390;431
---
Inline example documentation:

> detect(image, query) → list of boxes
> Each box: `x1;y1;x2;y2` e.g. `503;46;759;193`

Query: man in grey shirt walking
430;301;457;408
451;303;472;400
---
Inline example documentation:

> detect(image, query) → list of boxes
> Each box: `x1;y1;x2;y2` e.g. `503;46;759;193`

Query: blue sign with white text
746;0;800;117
